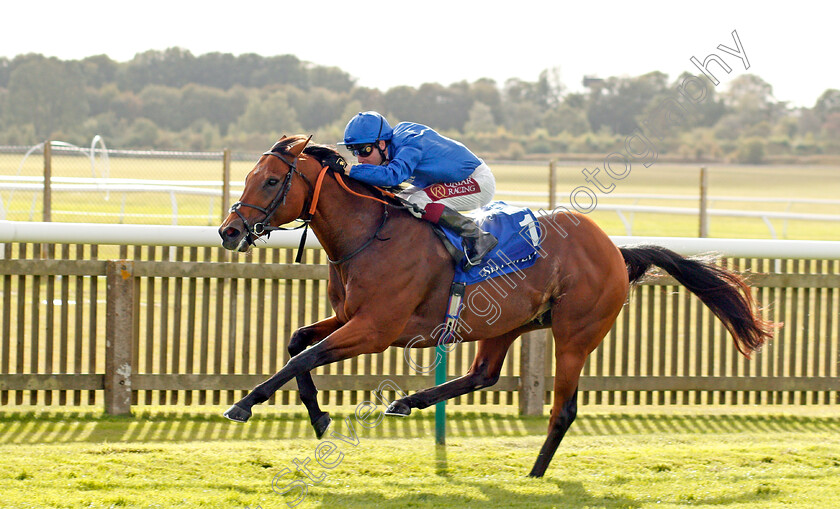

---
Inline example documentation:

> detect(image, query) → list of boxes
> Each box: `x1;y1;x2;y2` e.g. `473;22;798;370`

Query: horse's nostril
224;227;239;238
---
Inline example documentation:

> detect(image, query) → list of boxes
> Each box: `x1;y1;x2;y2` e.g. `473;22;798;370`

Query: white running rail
2;220;840;260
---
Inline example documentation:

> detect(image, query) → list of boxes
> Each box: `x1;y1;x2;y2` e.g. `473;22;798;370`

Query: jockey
338;111;498;267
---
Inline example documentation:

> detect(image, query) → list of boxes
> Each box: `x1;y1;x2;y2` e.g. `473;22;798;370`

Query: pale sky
2;1;835;108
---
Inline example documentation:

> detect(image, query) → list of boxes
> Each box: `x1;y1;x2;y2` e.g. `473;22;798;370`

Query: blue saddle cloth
438;201;542;285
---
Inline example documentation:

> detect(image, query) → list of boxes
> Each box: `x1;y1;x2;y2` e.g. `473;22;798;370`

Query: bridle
230;149;312;241
229;139;397;264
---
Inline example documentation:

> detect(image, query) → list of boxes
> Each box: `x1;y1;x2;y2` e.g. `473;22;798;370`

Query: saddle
433;201;542;284
426;201;544;343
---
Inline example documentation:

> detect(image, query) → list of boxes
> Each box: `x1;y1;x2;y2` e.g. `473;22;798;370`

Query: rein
314;169;395;265
333;171;395;206
231;143;399;264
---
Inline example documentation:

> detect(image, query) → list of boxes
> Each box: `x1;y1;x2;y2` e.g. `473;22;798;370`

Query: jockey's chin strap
376;140;389;166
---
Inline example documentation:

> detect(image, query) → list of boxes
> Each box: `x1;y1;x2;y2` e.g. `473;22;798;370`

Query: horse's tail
618;245;775;358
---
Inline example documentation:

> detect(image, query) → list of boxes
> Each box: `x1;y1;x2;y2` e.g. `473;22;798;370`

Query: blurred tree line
0;48;838;163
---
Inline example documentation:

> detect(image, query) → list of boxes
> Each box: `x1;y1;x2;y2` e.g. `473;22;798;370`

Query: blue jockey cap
338;111;393;145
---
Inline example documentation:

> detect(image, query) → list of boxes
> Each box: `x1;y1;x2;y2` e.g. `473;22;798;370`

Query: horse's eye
266;178;279;187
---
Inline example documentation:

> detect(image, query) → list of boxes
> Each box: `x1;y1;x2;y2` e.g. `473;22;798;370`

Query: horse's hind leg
287;316;343;438
528;347;585;478
386;332;519;416
528;296;624;478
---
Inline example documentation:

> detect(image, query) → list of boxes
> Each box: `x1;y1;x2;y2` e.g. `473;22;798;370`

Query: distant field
492;161;840;240
1;407;839;508
1;150;838;240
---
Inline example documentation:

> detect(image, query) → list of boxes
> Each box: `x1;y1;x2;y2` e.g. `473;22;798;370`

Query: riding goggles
348;143;375;157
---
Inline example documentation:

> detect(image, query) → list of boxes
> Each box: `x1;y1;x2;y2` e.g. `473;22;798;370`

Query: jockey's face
356;140;388;165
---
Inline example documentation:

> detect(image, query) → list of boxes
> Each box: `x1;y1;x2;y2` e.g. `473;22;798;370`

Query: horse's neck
308;176;387;262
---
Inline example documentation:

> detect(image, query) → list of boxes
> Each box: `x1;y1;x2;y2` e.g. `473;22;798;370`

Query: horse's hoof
223;404;252;423
313;413;332;439
384;400;411;417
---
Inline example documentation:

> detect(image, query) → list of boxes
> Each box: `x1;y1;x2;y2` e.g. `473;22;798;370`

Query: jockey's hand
323;153;348;174
407;203;425;219
393;196;425;219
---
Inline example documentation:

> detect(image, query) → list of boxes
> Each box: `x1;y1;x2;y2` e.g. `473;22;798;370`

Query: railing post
43;140;51;222
221;148;232;222
519;330;547;415
548;160;557;210
105;260;134;415
699;166;708;238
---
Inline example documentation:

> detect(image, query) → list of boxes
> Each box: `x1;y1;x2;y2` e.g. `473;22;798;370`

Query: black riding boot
437;206;498;268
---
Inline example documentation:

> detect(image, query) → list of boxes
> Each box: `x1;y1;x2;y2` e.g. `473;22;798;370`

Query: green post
434;344;447;445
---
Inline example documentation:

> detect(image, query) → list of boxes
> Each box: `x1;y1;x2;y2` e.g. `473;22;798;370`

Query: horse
218;135;775;478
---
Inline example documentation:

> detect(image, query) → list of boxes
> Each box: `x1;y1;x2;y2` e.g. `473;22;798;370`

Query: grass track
2;408;840;508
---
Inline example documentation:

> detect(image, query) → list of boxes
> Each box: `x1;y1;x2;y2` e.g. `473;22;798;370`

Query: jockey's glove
322;153;348;174
406;202;426;219
391;195;426;218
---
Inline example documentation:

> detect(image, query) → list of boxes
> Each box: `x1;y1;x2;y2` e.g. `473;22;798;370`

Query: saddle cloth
436;201;542;285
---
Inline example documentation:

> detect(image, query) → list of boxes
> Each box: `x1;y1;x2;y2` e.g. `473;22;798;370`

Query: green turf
2;407;839;508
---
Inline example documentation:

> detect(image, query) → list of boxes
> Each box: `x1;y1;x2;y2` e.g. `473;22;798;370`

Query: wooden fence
0;241;838;414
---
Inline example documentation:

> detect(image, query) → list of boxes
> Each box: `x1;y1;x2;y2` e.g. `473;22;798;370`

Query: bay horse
218;135;774;478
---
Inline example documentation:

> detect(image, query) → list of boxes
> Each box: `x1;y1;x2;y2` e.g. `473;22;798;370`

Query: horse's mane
302;144;340;163
267;135;338;163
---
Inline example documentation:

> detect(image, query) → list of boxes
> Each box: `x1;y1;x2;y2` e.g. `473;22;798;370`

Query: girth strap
440;282;466;345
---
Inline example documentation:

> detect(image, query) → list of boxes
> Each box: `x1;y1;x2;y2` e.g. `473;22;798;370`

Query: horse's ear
287;135;313;157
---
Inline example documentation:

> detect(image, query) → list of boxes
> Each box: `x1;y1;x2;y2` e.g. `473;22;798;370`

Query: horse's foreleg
224;317;389;423
386;333;518;416
288;316;344;438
